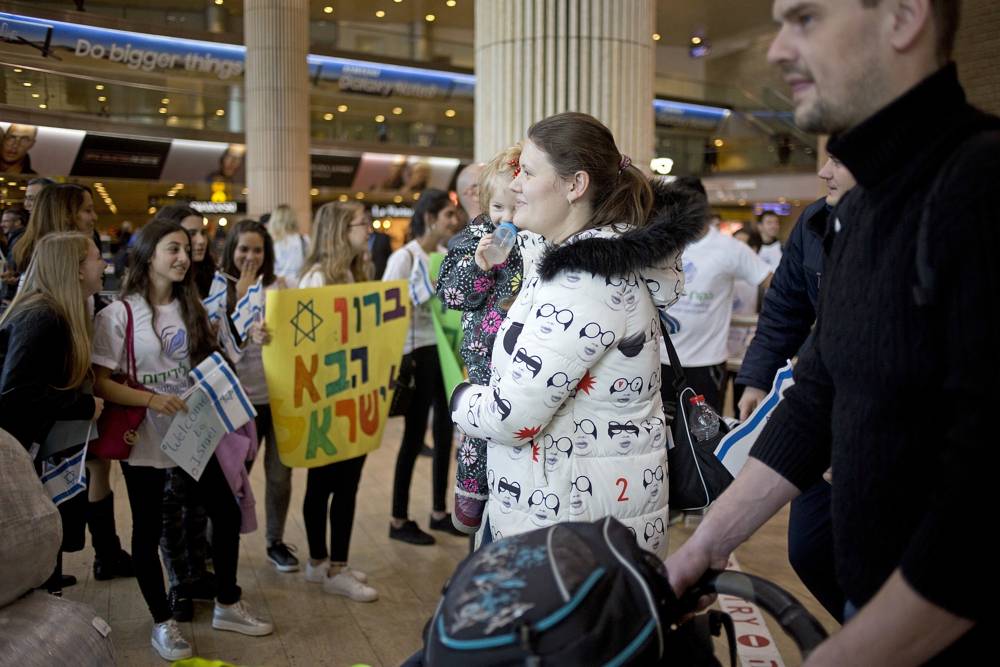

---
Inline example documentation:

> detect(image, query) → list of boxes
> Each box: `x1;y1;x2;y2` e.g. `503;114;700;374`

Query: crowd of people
0;0;991;663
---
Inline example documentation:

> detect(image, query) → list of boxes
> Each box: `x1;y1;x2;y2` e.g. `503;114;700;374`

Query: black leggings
391;345;453;519
303;455;366;562
122;458;241;623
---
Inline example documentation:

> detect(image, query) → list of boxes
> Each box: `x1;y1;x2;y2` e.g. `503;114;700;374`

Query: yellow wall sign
263;281;410;468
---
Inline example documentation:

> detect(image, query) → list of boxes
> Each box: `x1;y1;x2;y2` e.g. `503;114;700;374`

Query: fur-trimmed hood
538;180;708;281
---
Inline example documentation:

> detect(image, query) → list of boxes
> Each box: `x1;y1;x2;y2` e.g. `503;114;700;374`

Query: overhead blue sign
1;11;723;115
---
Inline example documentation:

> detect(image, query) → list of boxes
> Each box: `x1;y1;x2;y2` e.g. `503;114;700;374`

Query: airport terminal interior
0;1;996;665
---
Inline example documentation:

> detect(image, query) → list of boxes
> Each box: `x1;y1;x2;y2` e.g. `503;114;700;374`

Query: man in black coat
668;1;996;663
733;154;856;622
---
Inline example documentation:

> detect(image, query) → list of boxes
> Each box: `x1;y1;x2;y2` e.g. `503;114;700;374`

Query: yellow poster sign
262;281;410;468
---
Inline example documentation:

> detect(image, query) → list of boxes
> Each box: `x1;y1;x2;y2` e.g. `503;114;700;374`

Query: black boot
88;492;135;581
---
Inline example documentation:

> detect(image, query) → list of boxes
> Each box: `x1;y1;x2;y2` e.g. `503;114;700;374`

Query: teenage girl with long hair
0;232;105;593
294;201;378;601
10;183;131;585
215;218;299;573
92;220;272;661
382;189;465;545
269;204;309;287
155;205;216;298
151;204;218;621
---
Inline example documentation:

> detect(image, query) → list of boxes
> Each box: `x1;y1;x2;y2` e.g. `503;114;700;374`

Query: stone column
244;0;312;232
474;0;655;169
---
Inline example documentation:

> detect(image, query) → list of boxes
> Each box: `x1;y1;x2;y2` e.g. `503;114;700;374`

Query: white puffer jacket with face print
451;184;706;559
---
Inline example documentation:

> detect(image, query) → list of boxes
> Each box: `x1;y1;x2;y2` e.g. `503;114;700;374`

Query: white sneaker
343;565;368;584
323;571;378;602
304;559;328;583
212;600;274;636
151;619;192;661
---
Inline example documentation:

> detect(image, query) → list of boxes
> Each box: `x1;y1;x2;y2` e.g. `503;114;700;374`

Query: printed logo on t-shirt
160;325;188;362
683;260;698;284
141;362;191;388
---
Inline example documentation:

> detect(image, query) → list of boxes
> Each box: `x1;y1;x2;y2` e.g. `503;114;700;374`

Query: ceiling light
444;109;456;118
425;14;436;22
161;98;170;104
214;0;224;5
215;109;225;116
323;112;334;120
95;84;105;90
355;192;365;200
38;103;46;109
203;217;209;225
98;96;107;102
652;33;661;41
713;138;724;148
148;206;157;214
393;195;403;203
373;220;382;229
13;68;22;73
218;217;228;226
337;104;348;112
446;0;456;6
22;82;31;87
338;194;348;202
324;5;333;13
374;114;385;122
412;192;420;200
159;107;168;114
691;36;702;45
383;220;392;229
310;188;320;196
392;106;403;115
375;10;385;18
30;93;39;98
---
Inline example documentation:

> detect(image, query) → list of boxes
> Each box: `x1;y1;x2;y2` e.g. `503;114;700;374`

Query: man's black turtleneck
751;63;998;662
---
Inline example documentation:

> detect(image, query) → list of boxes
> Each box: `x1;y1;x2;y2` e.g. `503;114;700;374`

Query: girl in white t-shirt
92;220;272;661
215;219;299;573
269;204;309;287
295;201;379;602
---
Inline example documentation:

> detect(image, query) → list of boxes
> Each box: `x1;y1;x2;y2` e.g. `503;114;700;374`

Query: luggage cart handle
683;569;829;658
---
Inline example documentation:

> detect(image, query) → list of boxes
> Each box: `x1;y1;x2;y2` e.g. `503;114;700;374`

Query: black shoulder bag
660;319;734;511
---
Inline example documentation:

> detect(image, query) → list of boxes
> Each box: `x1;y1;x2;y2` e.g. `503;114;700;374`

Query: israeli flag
714;361;795;477
230;276;265;341
203;272;229;324
188;353;256;433
41;443;89;506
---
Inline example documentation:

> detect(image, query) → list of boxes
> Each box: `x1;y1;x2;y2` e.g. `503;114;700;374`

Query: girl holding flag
0;232;105;594
92;219;272;662
209;219;300;574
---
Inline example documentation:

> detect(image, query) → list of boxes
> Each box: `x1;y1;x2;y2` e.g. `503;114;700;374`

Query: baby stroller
420;517;827;666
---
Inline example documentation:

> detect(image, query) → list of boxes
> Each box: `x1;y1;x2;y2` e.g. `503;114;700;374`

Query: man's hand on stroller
665;459;802;615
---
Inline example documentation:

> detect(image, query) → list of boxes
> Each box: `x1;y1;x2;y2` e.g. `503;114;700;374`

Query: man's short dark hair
757;211;780;224
861;0;961;62
2;204;29;228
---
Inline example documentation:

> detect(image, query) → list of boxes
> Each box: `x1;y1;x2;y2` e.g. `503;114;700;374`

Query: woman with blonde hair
269;204;309;287
0;232;106;593
293;201;378;602
11;183;98;275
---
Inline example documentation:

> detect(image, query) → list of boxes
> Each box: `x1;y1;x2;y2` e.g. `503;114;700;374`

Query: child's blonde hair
477;143;522;214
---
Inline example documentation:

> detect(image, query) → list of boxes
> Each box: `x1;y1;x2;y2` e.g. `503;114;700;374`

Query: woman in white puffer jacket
450;112;705;559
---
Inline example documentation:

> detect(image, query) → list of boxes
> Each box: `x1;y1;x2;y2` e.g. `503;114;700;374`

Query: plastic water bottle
483;221;518;266
688;394;720;442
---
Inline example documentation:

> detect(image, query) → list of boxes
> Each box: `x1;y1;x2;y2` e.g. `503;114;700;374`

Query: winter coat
450;195;704;558
736;198;828;391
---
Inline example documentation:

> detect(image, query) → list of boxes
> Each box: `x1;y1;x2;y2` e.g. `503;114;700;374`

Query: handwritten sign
262;281;411;468
161;387;228;480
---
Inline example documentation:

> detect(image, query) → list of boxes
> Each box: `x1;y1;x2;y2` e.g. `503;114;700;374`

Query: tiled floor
63;416;840;666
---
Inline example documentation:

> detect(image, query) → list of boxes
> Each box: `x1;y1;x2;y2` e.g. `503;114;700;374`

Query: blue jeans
788;481;845;623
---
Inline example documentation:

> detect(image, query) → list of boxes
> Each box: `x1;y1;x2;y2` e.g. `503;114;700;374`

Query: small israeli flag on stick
188;352;256;433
